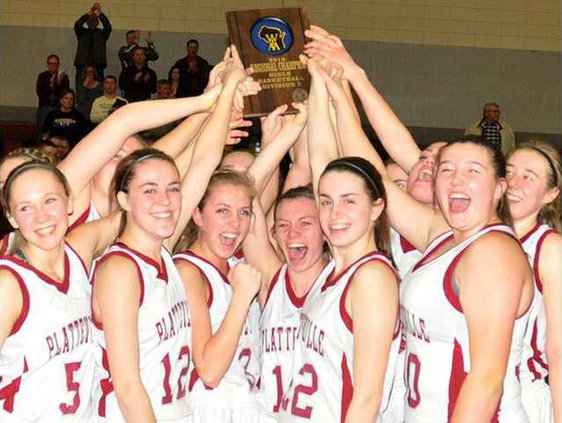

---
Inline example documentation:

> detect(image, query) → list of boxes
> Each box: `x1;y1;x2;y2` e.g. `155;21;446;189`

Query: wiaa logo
250;17;294;56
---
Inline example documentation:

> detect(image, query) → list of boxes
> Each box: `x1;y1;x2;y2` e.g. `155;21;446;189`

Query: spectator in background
155;79;172;100
49;135;71;161
171;39;211;97
36;54;70;133
42;89;89;147
36;139;60;163
73;2;112;89
118;29;159;68
119;47;157;102
90;75;128;123
168;66;181;97
465;101;515;155
76;65;103;119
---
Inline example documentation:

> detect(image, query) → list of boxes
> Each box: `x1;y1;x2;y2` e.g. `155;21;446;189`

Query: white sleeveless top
91;243;190;421
390;228;422;279
173;251;261;398
0;244;95;421
519;223;555;384
278;252;400;422
401;224;530;422
259;261;335;417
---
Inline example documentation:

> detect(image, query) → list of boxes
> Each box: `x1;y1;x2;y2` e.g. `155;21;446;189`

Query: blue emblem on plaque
250;17;293;56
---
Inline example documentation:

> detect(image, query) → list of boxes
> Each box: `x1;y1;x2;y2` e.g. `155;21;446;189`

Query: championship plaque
226;8;310;117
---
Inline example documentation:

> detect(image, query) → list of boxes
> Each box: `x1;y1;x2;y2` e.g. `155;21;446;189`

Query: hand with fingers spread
304;25;362;81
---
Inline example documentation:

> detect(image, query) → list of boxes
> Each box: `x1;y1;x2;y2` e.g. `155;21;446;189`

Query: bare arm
284;125;312;192
541;233;562;422
345;261;398;422
0;269;23;350
176;261;261;387
93;256;156;422
451;233;533;422
320;64;444;250
165;64;261;250
305;26;420;173
305;58;338;195
242;199;283;308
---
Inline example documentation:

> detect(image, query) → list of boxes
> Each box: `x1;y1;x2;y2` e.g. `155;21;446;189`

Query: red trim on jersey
527;319;549;381
322;251;378;292
520;222;542;244
264;266;284;306
340;353;354;422
174;253;216;308
447;339;468;420
399;235;417;253
338;255;399;333
0;233;11;256
67;205;91;233
443;251;464;313
412;232;454;272
233;248;245;260
533;229;555;295
98;347;114;417
179;250;230;285
187;368;214;392
65;242;88;274
0;265;30;335
3;250;71;294
114;242;168;282
90;250;145;329
285;271;309;308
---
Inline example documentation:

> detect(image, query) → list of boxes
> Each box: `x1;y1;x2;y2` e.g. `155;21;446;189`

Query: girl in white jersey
90;63;261;422
242;185;331;421
173;170;263;422
506;141;561;423
279;56;400;422
0;161;121;421
343;133;535;420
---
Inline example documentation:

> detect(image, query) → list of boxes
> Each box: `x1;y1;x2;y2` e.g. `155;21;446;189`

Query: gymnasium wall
1;0;560;139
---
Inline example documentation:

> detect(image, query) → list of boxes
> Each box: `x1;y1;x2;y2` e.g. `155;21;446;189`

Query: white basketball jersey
0;231;15;256
68;202;102;232
390;228;422;279
0;243;95;421
91;243;190;421
173;251;261;397
519;223;554;384
278;252;400;422
259;262;335;418
400;224;530;422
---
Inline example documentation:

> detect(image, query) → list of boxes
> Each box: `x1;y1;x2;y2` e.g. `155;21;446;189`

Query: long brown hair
174;170;255;253
321;157;391;255
111;148;177;237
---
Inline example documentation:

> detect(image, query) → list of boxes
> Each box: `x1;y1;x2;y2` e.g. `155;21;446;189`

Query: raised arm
345;261;399;422
242;198;283;308
284;123;312;192
451;233;533;422
320;64;443;250
165;60;261;250
305;26;421;173
92;256;156;422
305;57;338;194
175;261;261;387
59;89;219;209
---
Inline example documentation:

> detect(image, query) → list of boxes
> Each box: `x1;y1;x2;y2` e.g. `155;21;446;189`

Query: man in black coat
73;2;112;89
170;39;211;98
119;48;157;103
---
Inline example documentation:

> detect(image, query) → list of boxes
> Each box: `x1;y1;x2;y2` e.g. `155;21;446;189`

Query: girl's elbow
196;365;224;388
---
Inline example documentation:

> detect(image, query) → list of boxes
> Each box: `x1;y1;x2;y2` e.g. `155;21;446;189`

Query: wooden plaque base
226;8;311;117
